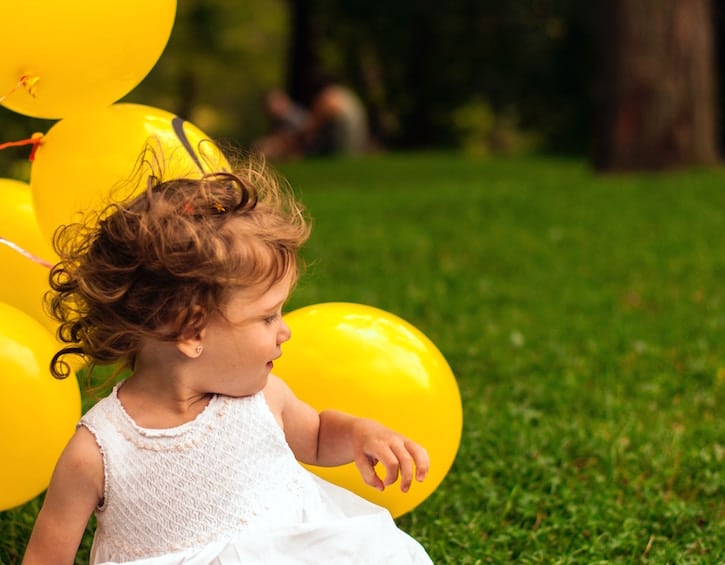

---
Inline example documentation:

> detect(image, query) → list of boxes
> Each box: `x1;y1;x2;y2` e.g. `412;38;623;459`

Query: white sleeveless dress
79;384;433;564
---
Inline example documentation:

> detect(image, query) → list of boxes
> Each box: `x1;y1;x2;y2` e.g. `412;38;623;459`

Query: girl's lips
268;353;281;368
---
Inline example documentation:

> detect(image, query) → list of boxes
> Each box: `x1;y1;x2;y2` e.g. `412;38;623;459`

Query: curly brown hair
47;160;310;379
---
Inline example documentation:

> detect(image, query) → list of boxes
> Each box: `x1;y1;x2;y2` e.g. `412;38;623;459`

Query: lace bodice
80;386;311;561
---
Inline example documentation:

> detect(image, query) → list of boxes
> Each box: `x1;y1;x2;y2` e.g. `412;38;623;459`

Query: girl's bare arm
23;426;104;565
266;375;429;492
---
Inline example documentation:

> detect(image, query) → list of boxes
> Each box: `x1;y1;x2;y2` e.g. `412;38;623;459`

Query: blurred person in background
253;89;310;160
302;72;370;156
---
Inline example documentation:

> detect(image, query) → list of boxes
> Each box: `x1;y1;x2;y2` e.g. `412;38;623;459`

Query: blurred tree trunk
592;0;719;170
285;0;319;105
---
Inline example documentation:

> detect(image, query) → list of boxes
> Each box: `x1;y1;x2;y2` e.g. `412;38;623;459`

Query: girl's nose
278;319;292;344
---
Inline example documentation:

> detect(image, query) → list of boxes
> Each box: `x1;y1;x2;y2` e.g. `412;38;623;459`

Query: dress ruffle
92;475;433;565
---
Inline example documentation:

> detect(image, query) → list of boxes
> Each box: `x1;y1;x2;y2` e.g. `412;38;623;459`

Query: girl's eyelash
263;303;287;324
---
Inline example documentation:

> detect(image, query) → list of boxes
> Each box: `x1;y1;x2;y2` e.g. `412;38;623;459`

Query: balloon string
0;132;44;161
0;236;53;269
0;74;40;104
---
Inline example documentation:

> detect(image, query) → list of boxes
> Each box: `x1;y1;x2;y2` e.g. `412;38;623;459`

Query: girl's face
196;274;292;397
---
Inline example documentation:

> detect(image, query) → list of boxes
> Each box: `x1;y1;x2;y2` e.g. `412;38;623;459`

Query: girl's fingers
405;440;430;482
390;443;414;492
369;446;400;489
353;431;430;493
354;453;384;491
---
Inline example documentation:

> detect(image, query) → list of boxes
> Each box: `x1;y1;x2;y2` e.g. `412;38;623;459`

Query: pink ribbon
0;236;52;269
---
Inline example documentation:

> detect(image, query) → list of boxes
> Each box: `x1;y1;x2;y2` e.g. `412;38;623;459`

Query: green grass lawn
3;153;724;563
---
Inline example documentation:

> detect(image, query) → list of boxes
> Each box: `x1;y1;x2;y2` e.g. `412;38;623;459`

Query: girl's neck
118;373;213;429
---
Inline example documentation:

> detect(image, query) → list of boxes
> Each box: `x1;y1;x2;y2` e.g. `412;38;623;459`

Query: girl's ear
175;305;207;359
176;329;205;359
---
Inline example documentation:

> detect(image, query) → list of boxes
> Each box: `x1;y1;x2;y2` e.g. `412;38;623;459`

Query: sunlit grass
2;153;724;563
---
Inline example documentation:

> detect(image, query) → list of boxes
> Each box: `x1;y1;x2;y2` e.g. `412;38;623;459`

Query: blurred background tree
592;0;719;170
0;0;722;171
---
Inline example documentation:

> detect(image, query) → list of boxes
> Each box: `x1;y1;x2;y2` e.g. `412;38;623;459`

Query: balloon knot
20;74;40;97
0;74;40;104
0;132;45;161
28;132;44;161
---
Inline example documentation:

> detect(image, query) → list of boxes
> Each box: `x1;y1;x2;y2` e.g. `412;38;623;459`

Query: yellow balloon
0;302;81;510
0;178;58;332
0;1;176;119
274;302;463;518
30;103;231;243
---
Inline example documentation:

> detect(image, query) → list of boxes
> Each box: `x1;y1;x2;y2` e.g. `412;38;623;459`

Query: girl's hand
350;418;429;492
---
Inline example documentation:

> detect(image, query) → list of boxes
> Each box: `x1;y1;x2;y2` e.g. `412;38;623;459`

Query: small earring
195;345;203;355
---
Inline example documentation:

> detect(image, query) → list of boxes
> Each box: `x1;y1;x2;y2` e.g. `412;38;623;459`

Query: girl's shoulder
53;424;105;506
261;374;296;416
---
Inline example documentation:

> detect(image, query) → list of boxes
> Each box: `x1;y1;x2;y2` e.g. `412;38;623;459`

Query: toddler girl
23;159;433;564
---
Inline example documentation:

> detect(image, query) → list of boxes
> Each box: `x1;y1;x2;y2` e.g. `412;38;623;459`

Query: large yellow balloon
0;1;176;119
274;302;462;518
0;179;57;332
30;103;230;243
0;302;81;510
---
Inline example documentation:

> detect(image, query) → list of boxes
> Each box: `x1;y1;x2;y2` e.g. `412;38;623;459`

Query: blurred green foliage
121;0;289;142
